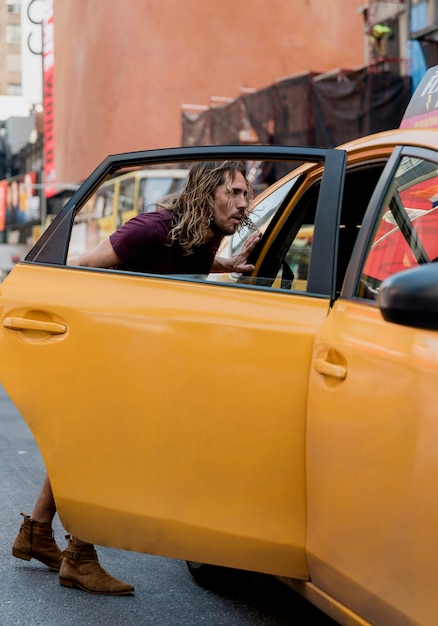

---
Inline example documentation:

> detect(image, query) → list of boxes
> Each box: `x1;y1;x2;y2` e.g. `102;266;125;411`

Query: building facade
2;1;438;227
52;0;368;184
0;0;22;96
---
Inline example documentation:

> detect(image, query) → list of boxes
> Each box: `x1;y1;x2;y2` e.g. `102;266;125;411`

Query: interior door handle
314;357;347;380
3;316;67;335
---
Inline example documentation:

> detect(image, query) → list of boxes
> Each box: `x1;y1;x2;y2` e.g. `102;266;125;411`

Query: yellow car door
0;147;345;580
306;146;438;626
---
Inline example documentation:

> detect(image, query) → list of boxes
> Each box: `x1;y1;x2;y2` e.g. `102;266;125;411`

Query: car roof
337;126;438;153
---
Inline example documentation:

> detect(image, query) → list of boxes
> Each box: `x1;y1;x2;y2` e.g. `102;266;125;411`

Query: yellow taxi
1;67;438;625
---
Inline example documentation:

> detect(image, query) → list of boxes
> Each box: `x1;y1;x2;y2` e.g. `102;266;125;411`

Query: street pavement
0;385;337;625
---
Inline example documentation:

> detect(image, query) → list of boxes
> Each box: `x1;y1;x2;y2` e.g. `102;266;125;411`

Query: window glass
94;183;115;219
7;24;21;44
68;170;188;258
358;155;438;299
69;181;116;252
222;180;318;293
230;176;298;256
139;177;185;214
7;2;21;13
283;224;313;290
7;83;21;95
238;222;314;291
119;178;136;215
7;53;21;73
65;158;327;288
229;220;315;292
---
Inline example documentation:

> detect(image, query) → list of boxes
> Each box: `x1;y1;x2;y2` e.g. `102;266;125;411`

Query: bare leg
16;473;134;593
31;474;92;547
12;472;64;570
31;473;57;524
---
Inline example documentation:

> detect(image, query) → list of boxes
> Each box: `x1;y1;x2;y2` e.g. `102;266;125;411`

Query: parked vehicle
1;68;438;626
68;167;187;257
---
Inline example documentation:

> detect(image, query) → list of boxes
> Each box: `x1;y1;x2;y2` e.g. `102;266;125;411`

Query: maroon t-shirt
109;210;222;275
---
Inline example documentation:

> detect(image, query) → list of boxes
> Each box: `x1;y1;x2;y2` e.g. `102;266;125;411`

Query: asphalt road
0;385;338;626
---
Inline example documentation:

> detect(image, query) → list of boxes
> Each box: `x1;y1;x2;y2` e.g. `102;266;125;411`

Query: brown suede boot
59;536;134;595
12;512;64;571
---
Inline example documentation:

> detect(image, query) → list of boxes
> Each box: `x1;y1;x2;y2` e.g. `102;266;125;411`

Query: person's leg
12;473;63;570
30;473;57;522
13;473;134;595
60;536;135;595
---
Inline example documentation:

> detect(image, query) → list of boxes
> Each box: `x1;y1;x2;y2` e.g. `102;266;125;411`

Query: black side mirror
378;263;438;331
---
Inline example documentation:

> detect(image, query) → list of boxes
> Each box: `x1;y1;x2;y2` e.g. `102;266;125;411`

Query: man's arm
211;230;262;273
68;238;122;268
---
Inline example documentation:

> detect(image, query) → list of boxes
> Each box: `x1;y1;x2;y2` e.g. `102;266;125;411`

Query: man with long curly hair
75;159;260;274
12;160;261;597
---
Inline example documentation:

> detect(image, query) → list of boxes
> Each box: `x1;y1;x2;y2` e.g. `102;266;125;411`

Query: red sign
43;0;56;197
0;181;7;231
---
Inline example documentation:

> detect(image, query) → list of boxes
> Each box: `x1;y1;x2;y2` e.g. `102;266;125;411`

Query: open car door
0;146;346;579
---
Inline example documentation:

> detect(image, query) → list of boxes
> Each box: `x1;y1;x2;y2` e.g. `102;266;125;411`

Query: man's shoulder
134;209;174;225
111;209;175;248
126;209;174;235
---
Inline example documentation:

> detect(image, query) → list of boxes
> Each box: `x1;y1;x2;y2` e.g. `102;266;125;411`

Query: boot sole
59;576;134;595
12;547;31;561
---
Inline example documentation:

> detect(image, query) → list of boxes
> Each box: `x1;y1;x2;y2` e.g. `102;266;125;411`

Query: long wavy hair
155;160;253;254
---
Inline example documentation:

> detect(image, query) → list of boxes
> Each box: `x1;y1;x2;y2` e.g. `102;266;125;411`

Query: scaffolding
181;2;412;147
365;0;407;71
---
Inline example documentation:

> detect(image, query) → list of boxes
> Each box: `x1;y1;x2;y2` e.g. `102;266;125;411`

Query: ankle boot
59;536;134;595
12;512;64;571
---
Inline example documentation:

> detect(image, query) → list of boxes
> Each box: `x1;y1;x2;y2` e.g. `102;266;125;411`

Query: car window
118;177;136;216
94;182;115;219
68;161;307;272
65;156;382;295
227;174;311;292
243;221;314;292
232;162;385;295
282;224;313;290
138;177;185;214
34;151;345;295
230;179;319;292
67;170;187;258
357;155;438;300
230;175;298;256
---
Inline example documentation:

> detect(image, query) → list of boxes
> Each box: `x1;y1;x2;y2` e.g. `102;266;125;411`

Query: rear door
0;147;345;579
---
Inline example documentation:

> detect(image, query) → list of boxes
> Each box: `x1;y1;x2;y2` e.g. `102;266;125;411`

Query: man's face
210;171;249;236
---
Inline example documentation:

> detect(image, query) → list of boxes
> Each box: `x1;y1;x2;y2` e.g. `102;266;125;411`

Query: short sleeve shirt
109;210;222;275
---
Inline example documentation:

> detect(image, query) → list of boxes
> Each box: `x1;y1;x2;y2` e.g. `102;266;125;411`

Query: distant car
68;167;187;257
1;69;438;626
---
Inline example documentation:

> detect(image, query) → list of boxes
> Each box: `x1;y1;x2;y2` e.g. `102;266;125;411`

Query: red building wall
53;0;366;183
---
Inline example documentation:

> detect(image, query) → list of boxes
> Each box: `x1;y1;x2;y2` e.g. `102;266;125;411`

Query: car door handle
2;316;67;335
314;357;347;380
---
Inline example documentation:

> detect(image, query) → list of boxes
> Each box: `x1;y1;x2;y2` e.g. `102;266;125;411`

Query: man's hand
212;230;262;274
230;230;263;273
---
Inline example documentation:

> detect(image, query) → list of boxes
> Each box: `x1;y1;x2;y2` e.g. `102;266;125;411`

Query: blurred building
52;0;369;183
0;0;22;96
0;0;44;265
0;0;437;265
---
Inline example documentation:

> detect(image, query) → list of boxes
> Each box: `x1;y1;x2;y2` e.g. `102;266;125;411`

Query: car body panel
307;298;438;626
